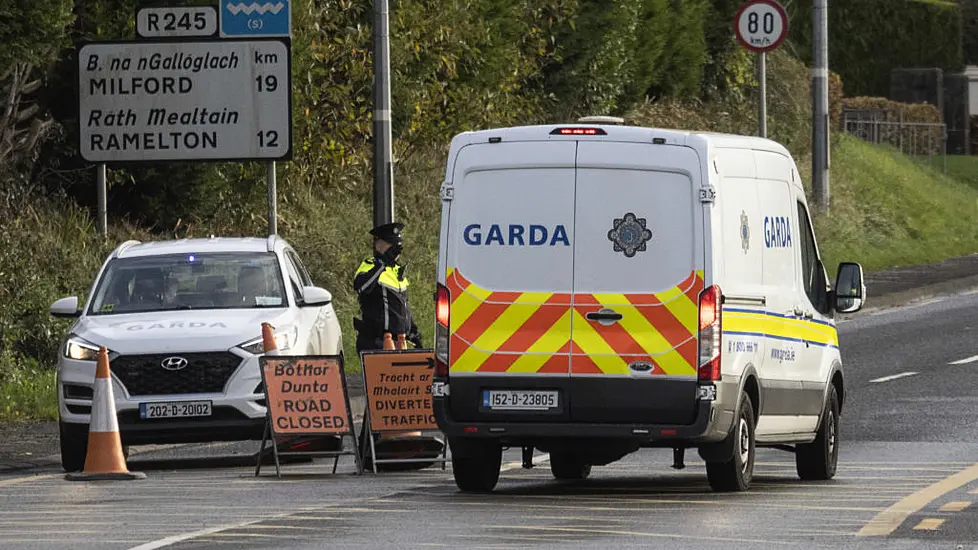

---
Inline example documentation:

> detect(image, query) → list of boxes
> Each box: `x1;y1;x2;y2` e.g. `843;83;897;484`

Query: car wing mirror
833;262;866;313
50;296;81;318
300;286;332;307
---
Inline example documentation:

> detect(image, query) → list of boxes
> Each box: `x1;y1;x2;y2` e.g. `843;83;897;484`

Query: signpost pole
96;164;107;237
812;0;830;211
372;0;394;227
267;161;277;236
758;52;767;138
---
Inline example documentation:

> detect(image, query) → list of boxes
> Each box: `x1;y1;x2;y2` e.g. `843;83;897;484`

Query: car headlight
64;336;100;361
238;325;297;354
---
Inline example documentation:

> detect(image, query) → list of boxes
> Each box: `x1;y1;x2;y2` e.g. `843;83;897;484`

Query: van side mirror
833;262;865;313
50;296;81;318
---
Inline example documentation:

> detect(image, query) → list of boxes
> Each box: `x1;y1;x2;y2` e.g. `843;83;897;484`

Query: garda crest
608;212;653;258
740;210;750;253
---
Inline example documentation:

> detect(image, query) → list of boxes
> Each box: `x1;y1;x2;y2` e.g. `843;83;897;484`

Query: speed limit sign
735;0;789;53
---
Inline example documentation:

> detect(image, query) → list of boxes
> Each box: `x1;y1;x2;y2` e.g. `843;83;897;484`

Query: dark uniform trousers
353;254;420;357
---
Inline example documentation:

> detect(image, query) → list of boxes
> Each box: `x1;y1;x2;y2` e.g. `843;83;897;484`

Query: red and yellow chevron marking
445;268;704;376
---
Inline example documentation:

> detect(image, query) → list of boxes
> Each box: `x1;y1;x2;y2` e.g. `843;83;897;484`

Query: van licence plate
482;390;558;411
139;401;212;419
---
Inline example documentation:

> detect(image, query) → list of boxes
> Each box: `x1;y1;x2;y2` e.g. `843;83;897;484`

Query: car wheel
449;437;502;493
59;419;88;473
550;452;592;480
706;391;756;492
796;385;840;481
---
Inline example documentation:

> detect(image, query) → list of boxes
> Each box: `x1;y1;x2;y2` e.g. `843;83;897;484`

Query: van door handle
586;309;623;323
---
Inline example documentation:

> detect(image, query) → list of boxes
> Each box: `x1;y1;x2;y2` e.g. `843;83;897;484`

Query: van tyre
706;392;755;492
449;437;502;492
59;420;88;473
795;385;840;481
550;453;592;480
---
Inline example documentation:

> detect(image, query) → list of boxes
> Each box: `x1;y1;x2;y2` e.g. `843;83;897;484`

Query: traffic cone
383;332;395;350
65;347;145;481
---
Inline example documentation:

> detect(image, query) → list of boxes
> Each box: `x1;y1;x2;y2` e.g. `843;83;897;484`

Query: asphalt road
2;289;978;549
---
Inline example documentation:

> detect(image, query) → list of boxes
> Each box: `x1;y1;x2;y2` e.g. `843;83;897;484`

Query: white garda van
431;120;867;493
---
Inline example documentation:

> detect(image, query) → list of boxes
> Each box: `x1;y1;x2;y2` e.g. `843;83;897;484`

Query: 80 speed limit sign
735;0;789;53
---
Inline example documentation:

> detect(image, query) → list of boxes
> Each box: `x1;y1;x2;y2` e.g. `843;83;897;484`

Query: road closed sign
735;0;789;53
259;356;353;435
362;351;438;432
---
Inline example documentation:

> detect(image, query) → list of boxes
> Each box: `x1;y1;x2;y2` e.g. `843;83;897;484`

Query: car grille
111;352;242;396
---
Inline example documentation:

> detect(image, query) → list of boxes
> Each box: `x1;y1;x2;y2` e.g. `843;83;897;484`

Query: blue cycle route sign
219;0;291;38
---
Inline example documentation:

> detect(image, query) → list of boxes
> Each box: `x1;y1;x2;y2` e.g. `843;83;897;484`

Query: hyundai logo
161;356;189;371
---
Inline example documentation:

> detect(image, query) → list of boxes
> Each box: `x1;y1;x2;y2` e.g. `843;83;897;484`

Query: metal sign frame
359;349;450;474
255;354;363;477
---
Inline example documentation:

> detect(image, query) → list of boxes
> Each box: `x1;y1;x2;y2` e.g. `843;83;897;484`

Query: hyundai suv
49;236;343;471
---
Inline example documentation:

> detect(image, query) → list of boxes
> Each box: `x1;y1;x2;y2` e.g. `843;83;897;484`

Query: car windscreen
87;252;288;315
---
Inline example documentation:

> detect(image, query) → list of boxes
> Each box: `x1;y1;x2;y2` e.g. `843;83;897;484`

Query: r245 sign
735;0;789;53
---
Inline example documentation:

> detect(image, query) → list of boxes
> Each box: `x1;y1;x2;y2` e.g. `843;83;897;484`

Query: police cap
369;222;404;244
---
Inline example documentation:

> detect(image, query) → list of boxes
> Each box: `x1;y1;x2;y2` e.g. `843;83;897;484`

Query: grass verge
0;365;58;422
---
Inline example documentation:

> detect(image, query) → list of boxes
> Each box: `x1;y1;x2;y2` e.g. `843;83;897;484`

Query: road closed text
261;358;350;435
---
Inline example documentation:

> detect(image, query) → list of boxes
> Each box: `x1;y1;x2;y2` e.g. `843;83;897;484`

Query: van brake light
550;127;607;136
697;284;722;382
435;283;450;378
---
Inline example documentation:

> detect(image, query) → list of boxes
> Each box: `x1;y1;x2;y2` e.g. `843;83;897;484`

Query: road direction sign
735;0;789;53
220;1;291;37
77;38;292;163
136;6;218;38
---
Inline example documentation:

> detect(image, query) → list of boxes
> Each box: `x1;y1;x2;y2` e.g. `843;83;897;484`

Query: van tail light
697;284;722;382
435;283;450;379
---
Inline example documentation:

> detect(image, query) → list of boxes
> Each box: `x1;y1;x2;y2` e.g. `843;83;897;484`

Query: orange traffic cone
65;347;145;481
383;332;395;350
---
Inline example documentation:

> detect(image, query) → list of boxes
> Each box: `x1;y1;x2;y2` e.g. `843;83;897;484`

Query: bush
788;0;963;97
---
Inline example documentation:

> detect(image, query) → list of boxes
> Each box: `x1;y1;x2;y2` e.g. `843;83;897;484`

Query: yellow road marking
857;462;978;537
939;501;971;512
0;474;56;487
912;518;944;531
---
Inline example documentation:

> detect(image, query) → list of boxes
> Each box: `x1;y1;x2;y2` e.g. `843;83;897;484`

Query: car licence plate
482;390;558;411
139;401;212;419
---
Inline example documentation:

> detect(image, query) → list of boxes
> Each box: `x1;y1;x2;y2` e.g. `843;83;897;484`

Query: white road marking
949;354;978;365
126;453;548;549
869;372;918;383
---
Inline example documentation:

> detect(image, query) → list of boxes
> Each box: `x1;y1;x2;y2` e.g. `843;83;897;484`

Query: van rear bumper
434;397;719;442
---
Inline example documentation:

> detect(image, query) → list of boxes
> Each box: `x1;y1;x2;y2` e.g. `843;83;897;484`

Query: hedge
787;0;963;98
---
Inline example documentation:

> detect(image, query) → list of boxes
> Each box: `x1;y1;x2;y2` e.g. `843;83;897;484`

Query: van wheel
549;453;592;480
796;385;840;481
706;392;755;492
59;420;88;473
449;437;502;492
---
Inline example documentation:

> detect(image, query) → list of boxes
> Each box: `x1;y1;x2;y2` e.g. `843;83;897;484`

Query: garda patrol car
432;119;866;492
49;236;343;471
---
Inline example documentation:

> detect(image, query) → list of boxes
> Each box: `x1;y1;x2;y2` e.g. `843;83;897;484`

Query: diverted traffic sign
77;38;292;163
256;355;362;476
220;0;291;37
734;0;789;53
360;349;448;473
362;351;438;432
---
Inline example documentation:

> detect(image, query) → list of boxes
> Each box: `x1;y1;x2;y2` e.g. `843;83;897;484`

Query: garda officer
353;222;422;354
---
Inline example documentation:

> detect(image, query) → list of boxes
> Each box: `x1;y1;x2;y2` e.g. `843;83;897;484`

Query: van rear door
570;141;705;425
443;140;575;421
